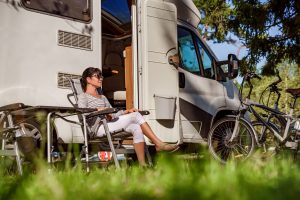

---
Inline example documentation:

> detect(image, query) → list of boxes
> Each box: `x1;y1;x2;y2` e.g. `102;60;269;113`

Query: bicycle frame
229;71;299;150
247;98;298;143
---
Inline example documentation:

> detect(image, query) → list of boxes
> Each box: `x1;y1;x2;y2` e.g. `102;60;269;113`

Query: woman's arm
124;108;138;114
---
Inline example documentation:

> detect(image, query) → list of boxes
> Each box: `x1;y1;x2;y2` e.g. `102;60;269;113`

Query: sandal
156;143;179;152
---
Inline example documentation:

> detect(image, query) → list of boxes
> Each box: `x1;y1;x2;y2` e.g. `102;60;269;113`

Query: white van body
0;0;240;145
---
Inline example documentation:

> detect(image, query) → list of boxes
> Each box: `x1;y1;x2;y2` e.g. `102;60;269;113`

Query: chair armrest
85;108;118;119
76;108;98;113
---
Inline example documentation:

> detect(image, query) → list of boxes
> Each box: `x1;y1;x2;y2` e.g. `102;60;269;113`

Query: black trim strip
179;98;212;138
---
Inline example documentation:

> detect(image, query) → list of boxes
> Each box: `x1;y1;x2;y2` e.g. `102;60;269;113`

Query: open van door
138;0;180;144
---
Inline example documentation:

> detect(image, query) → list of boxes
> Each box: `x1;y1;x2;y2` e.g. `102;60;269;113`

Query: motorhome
0;0;240;149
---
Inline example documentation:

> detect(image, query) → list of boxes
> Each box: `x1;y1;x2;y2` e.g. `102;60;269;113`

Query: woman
78;67;179;166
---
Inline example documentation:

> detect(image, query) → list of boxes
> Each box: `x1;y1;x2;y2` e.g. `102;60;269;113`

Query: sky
208;40;266;68
206;37;265;83
207;40;247;61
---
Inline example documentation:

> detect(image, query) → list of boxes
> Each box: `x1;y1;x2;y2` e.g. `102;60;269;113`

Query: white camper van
0;0;240;149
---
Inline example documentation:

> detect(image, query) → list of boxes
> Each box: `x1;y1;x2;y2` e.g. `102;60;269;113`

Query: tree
193;0;233;42
193;0;300;74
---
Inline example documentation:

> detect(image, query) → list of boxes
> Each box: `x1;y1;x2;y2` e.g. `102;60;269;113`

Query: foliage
1;150;300;200
193;0;300;74
193;0;233;42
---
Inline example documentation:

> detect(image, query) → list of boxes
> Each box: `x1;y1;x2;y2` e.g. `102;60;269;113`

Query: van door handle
179;72;185;88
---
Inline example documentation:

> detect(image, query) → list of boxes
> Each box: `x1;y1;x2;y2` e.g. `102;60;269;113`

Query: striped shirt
77;93;124;118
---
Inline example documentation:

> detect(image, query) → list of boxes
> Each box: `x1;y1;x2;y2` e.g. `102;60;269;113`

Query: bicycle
253;86;300;159
208;71;300;163
252;70;287;156
245;71;300;158
207;72;258;163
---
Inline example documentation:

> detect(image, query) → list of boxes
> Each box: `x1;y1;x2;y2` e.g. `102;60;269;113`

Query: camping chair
67;78;152;169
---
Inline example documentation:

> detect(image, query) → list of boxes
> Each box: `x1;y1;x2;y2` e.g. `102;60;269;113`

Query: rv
0;0;240;149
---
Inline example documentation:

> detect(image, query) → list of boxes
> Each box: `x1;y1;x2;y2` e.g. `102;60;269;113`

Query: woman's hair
81;67;102;92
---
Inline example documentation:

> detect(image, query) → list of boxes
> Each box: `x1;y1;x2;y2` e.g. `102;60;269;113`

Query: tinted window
22;0;91;22
196;37;214;79
178;28;200;74
102;0;131;24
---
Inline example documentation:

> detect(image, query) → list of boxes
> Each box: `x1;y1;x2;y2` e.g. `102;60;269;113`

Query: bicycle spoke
235;144;250;155
232;146;244;159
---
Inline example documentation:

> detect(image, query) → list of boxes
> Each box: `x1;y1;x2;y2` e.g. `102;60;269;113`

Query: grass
1;148;300;200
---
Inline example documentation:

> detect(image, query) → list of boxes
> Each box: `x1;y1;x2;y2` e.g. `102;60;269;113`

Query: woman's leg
140;122;178;151
97;114;147;165
125;124;146;166
133;142;146;166
96;112;144;136
97;112;178;153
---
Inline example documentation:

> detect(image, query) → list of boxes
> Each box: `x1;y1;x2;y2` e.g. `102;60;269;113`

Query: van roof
166;0;201;28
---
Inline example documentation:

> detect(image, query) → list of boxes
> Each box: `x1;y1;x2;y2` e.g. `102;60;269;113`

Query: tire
208;116;255;164
252;121;279;157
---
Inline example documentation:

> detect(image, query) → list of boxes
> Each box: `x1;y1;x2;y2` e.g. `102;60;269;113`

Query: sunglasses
91;74;104;80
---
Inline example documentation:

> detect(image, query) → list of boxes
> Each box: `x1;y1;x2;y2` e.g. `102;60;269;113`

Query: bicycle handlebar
245;72;261;80
259;70;282;107
268;72;282;87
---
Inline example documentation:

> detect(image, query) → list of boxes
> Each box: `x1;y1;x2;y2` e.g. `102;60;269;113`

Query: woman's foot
156;143;179;152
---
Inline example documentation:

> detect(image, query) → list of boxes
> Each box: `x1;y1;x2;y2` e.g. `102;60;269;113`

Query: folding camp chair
67;78;152;169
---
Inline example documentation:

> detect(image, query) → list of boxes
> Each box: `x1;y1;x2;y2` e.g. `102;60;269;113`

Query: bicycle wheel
252;121;280;157
208;116;255;164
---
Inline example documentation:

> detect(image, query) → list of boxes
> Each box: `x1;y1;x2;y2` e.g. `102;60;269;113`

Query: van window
21;0;91;22
196;37;215;79
102;0;131;25
178;28;200;74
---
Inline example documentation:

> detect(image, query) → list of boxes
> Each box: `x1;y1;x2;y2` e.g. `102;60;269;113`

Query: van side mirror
227;54;239;79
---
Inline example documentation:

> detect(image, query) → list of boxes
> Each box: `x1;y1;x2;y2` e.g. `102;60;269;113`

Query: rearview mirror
228;54;239;79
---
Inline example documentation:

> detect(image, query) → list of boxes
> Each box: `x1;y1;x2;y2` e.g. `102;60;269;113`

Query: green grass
1;149;300;200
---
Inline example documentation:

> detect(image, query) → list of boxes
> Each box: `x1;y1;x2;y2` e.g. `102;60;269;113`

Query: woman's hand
97;107;108;111
124;108;138;114
105;114;113;121
96;107;112;121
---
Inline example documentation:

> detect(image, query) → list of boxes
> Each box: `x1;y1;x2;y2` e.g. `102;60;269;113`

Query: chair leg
14;140;23;175
145;145;153;167
102;118;120;169
82;116;90;172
